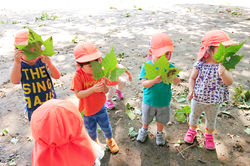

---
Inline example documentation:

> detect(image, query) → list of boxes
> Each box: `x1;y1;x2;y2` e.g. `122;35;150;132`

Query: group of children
10;29;237;164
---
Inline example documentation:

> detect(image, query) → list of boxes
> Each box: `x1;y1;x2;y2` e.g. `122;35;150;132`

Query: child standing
136;33;181;146
10;29;60;121
70;42;119;154
105;64;132;109
184;30;237;150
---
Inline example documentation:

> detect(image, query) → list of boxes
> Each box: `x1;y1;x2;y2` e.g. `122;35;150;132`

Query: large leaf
90;61;104;80
144;56;181;84
214;42;245;70
15;27;56;60
91;48;127;81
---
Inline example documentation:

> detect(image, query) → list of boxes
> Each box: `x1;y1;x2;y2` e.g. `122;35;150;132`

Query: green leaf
182;105;191;114
214;42;245;70
175;105;190;122
102;47;117;75
128;127;138;138
90;61;104;80
15;27;56;60
91;47;126;81
144;56;181;84
244;90;250;101
214;43;226;62
126;109;135;120
42;36;56;56
244;128;250;135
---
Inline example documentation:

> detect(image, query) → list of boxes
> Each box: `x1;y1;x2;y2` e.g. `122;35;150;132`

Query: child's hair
77;59;98;67
202;46;215;61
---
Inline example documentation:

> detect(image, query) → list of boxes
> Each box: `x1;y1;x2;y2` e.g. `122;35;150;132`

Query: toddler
184;30;236;150
136;33;180;145
70;42;119;154
10;29;60;121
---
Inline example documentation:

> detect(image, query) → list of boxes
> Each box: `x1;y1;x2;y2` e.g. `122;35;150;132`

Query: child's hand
92;82;105;93
40;55;52;66
153;75;162;84
218;63;226;76
14;48;23;64
188;91;194;100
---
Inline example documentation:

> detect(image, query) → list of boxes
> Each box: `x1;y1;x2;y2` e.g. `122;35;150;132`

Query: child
136;33;181;146
31;99;104;166
10;29;60;121
70;42;119;154
184;30;237;150
105;64;132;109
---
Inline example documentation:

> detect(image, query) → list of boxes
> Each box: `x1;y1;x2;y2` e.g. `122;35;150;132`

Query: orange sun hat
150;33;174;57
197;30;239;61
74;42;102;63
14;29;29;45
30;99;96;166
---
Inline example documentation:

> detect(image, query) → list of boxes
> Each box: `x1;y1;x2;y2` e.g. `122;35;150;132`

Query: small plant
175;105;191;123
91;47;127;81
144;56;182;84
15;27;56;60
233;85;250;106
109;6;117;9
36;12;58;21
128;127;138;138
214;42;245;70
126;13;131;17
125;103;136;120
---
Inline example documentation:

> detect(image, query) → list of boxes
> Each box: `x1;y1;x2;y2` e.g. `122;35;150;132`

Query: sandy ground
0;0;250;166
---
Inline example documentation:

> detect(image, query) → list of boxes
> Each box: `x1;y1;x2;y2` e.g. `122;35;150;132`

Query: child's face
82;63;94;75
15;48;39;64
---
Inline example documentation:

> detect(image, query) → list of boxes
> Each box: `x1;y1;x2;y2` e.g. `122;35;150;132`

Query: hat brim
151;46;174;57
76;51;102;63
214;40;239;47
14;40;28;46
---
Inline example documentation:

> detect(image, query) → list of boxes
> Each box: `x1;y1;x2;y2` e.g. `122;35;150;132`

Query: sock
190;128;196;132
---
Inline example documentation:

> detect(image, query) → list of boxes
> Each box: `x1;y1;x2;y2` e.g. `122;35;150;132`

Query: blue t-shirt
139;61;175;107
21;59;56;113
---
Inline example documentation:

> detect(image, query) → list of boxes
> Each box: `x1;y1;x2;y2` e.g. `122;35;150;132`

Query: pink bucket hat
14;29;29;45
74;42;102;63
197;30;239;61
150;33;174;57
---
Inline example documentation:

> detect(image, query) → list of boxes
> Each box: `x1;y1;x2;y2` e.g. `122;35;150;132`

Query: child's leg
107;86;115;101
84;115;98;141
204;104;220;133
203;104;220;150
96;106;119;153
184;99;203;144
116;77;126;91
96;106;112;139
189;99;204;129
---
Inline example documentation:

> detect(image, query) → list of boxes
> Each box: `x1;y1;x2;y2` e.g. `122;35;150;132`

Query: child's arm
74;81;107;99
117;64;132;81
188;68;199;100
40;56;60;79
141;75;161;88
218;63;233;86
10;49;22;84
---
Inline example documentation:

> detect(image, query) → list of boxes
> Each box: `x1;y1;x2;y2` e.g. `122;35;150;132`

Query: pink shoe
204;133;215;150
105;100;115;110
115;90;124;100
184;129;197;144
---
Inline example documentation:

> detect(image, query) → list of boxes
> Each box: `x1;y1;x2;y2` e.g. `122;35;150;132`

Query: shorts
142;102;170;124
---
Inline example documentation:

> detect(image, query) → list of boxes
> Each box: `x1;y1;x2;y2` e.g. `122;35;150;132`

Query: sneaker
106;138;119;154
136;128;148;143
184;129;197;144
105;100;115;110
156;131;165;146
115;90;124;100
204;133;215;150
